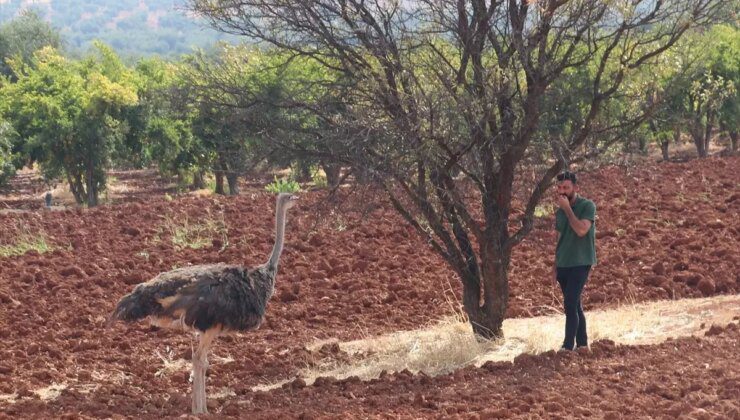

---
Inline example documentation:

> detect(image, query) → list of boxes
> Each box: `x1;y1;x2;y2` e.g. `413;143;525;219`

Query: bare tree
189;0;723;338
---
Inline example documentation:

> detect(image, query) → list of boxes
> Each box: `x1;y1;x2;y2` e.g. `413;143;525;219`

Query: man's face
557;180;576;200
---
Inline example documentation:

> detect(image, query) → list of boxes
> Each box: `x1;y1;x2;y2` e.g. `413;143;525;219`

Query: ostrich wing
110;264;268;332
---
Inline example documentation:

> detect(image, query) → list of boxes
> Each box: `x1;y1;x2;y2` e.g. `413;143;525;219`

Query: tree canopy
0;10;63;78
0;44;138;206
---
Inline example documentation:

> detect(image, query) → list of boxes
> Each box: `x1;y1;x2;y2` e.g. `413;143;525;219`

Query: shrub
265;176;301;193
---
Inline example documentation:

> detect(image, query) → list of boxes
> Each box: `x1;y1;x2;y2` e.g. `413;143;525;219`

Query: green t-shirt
555;196;597;267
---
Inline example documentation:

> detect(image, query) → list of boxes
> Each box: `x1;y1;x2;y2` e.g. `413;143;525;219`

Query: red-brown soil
0;156;738;418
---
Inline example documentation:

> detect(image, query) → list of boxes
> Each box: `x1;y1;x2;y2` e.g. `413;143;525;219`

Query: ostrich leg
192;328;219;414
192;348;207;414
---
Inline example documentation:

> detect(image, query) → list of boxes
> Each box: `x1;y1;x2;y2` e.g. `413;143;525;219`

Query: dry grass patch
155;348;190;378
91;369;131;386
32;383;67;401
105;176;131;199
152;212;229;251
254;294;739;391
211;388;237;400
0;393;18;404
154;346;234;381
48;183;78;206
189;188;214;197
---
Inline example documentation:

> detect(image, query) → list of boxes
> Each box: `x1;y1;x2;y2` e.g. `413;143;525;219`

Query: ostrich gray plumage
109;193;296;332
109;193;297;414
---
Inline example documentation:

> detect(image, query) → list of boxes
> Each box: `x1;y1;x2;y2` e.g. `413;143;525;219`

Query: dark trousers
556;265;591;350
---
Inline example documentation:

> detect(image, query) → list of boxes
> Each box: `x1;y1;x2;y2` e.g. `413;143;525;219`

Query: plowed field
1;156;738;418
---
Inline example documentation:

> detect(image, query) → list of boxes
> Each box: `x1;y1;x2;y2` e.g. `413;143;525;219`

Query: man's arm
561;205;592;237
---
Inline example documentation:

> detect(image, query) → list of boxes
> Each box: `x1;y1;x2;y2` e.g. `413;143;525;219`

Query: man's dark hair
557;171;577;184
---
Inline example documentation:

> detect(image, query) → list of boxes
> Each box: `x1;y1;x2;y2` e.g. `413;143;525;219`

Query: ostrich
109;193;298;414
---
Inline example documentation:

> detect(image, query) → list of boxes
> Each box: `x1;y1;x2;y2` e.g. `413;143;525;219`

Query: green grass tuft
0;228;54;257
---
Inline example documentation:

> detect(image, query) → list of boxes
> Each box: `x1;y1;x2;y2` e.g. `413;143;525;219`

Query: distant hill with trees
0;0;237;57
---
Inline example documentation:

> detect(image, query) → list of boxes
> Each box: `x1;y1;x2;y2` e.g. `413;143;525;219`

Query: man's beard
566;192;576;201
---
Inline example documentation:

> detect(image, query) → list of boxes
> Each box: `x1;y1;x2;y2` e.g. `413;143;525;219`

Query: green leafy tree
641;50;687;160
0;44;138;206
127;56;206;180
0;10;62;79
707;25;739;152
687;71;735;157
0;119;18;186
648;25;739;157
179;44;287;195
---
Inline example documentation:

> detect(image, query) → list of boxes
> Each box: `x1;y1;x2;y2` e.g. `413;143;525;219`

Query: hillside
0;0;238;57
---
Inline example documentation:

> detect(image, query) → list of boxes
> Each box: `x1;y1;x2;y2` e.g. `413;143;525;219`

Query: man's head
556;171;578;201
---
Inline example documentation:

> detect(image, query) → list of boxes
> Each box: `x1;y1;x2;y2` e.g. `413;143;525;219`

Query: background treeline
1;12;737;208
0;12;336;205
0;0;237;57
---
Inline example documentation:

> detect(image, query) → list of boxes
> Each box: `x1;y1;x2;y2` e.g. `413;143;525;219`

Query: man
553;171;596;351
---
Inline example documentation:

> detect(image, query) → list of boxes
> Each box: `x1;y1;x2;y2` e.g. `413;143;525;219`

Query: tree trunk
87;183;97;207
731;131;738;152
353;166;372;184
660;140;669;161
296;160;312;182
689;113;708;158
86;159;100;207
691;127;707;158
464;275;507;340
638;136;648;154
66;172;85;205
191;171;205;190
458;246;510;340
214;170;225;195
226;173;240;196
694;137;707;157
703;111;714;157
321;162;342;188
673;126;681;145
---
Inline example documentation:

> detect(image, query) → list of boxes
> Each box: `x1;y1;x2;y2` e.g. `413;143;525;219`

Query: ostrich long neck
266;202;288;272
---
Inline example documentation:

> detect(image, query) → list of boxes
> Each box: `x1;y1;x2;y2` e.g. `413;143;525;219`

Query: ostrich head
277;192;299;211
